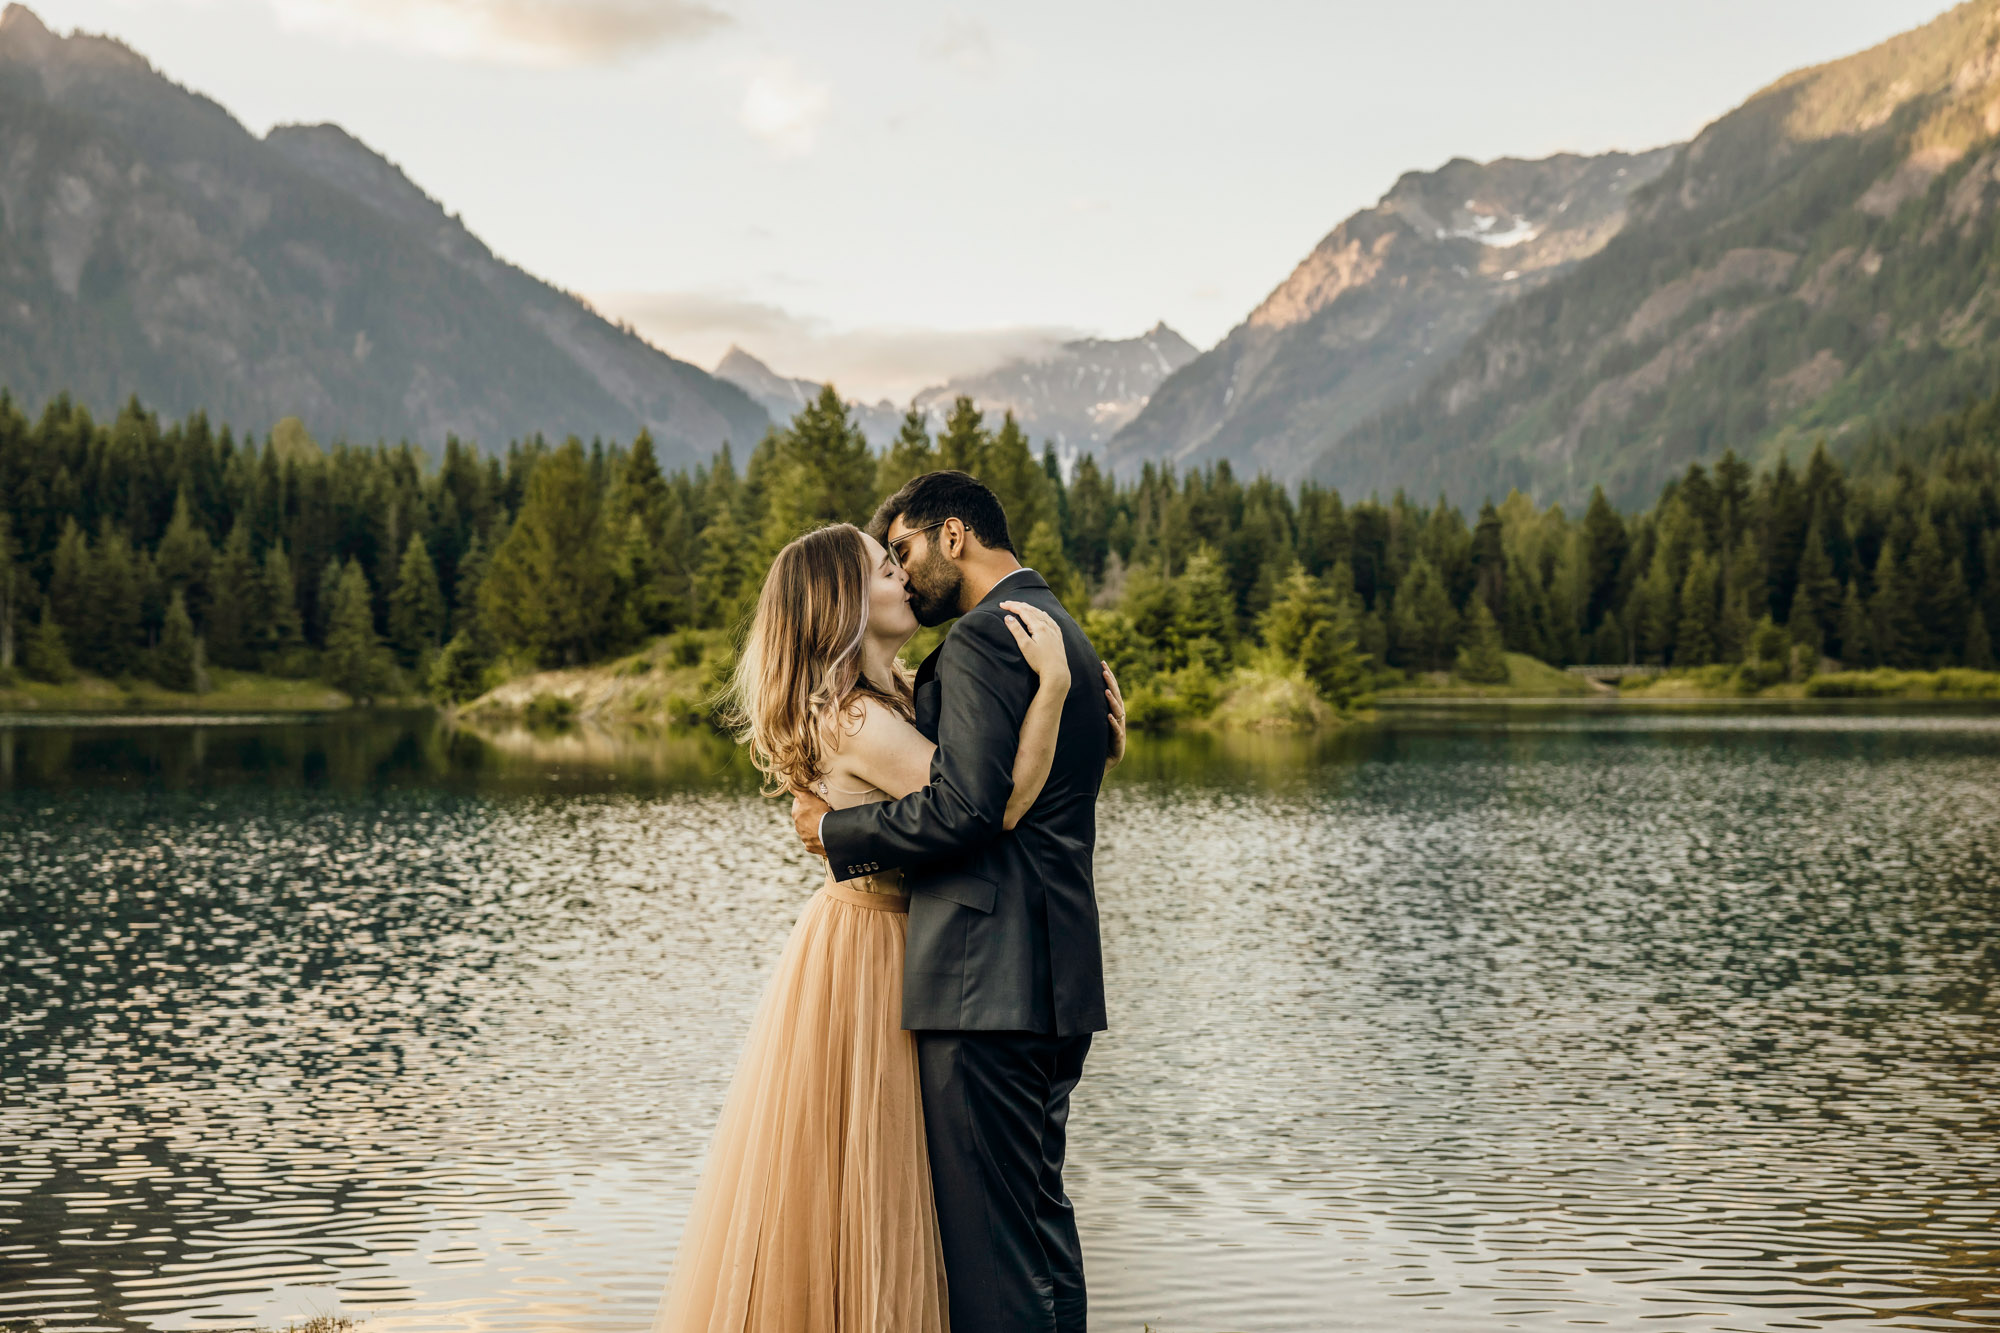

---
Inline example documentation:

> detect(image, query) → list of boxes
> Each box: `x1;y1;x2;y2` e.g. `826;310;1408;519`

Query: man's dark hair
868;470;1015;554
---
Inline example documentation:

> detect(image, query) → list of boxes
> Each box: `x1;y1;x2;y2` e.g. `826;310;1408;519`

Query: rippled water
2;708;1998;1332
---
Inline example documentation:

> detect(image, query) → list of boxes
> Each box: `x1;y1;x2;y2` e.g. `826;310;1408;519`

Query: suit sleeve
821;610;1035;881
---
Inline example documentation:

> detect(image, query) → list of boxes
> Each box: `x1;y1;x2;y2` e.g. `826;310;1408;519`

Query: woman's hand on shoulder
1103;663;1127;770
1000;601;1070;693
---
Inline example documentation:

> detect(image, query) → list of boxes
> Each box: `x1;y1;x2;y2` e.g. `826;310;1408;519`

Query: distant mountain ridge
1313;0;2000;508
713;346;906;446
915;322;1198;453
1107;148;1678;484
721;322;1199;456
0;4;768;463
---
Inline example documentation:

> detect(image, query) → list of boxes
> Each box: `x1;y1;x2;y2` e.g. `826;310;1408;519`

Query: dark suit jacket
822;570;1109;1036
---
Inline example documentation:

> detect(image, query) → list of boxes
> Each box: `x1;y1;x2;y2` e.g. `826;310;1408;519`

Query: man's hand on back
792;788;831;857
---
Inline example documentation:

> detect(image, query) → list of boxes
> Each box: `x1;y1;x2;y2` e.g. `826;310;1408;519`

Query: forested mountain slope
0;5;768;464
1317;0;2000;508
1106;149;1678;483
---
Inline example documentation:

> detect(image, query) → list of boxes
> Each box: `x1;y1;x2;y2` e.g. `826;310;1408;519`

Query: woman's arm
1102;663;1127;772
997;601;1069;830
831;600;1071;830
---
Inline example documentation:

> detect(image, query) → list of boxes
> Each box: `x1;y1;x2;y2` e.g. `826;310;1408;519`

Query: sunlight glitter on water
1;711;1997;1331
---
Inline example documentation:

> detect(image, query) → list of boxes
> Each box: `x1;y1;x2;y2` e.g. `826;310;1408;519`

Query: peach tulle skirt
653;880;948;1333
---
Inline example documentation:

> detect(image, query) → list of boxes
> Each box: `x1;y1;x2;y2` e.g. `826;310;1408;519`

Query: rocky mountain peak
0;4;51;42
0;16;768;461
265;123;453;233
0;3;150;75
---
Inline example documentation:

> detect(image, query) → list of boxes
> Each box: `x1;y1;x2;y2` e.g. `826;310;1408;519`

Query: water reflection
1;710;1997;1331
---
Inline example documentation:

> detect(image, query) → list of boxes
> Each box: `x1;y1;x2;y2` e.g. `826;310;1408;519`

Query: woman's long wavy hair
729;523;914;797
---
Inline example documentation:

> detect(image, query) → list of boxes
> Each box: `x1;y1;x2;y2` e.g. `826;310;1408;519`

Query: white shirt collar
992;567;1037;591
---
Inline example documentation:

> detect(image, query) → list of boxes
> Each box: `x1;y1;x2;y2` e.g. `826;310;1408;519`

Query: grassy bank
1618;665;2000;700
1375;652;1597;700
0;666;357;714
456;630;728;728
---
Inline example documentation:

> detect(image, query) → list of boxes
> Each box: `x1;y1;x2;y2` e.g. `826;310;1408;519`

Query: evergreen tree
22;598;74;684
258;544;306;665
1633;546;1678;663
1675;549;1719;666
1259;566;1367;706
1837;581;1875;668
1792;514;1841;646
761;385;875;549
1178;546;1234;655
979;412;1047;541
1021;519;1086;612
1982;531;2000;652
935;396;988;474
430;629;496;704
1120;562;1184;665
452;532;490;635
1870;540;1922;668
875;407;938;500
1966;608;1994;671
0;508;17;673
1582;486;1629;631
697;499;756;628
1903;520;1963;665
1391;558;1458;671
152;589;200;692
1065;455;1114;582
325;559;386;701
387;533;447;667
86;522;142;678
1470;500;1506;623
605;432;677;637
206;521;261;670
154;488;213;617
1454;598;1509;683
315;557;344;647
480;440;613;665
49;518;91;660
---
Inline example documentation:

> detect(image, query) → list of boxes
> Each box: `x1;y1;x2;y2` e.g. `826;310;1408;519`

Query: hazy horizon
19;0;1962;400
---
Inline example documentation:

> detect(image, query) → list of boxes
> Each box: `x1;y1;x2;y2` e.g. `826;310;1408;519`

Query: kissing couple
653;469;1128;1333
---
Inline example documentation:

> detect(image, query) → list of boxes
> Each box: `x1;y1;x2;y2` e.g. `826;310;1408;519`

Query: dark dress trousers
820;569;1108;1333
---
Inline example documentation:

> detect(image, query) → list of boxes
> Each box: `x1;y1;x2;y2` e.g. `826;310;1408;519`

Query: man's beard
905;547;962;627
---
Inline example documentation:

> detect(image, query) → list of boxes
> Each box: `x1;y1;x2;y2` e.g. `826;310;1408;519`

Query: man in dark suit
792;469;1109;1333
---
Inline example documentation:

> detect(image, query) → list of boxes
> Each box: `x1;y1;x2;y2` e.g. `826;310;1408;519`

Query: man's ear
943;517;967;559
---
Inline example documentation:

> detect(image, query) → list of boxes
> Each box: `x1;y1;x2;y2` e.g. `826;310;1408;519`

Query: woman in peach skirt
654;522;1090;1333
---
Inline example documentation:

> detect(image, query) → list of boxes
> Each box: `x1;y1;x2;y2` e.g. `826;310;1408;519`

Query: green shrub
430;631;497;704
524;692;577;728
1123;682;1184;733
670;629;706;667
1733;657;1786;691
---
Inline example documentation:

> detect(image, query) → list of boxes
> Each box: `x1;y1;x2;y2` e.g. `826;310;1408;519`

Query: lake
2;706;1997;1332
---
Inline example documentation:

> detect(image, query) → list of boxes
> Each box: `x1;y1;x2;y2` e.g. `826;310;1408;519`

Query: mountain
916;323;1198;454
1107;148;1678;484
713;346;906;446
0;4;767;463
1314;0;2000;508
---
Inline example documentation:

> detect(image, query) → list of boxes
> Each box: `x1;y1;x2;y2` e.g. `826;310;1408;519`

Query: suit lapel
914;643;944;740
912;573;1045;742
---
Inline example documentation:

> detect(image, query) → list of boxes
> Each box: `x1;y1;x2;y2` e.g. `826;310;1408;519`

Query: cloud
739;59;830;156
266;0;727;67
591;289;1077;403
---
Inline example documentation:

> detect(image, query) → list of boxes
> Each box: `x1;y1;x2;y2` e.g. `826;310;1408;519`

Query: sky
23;0;1962;401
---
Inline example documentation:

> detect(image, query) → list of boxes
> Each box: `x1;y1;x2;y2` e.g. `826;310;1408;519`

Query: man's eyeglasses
886;519;953;570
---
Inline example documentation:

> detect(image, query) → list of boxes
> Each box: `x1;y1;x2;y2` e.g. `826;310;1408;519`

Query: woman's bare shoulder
843;696;926;750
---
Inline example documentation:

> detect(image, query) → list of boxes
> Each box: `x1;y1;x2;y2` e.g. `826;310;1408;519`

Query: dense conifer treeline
1;381;1997;713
